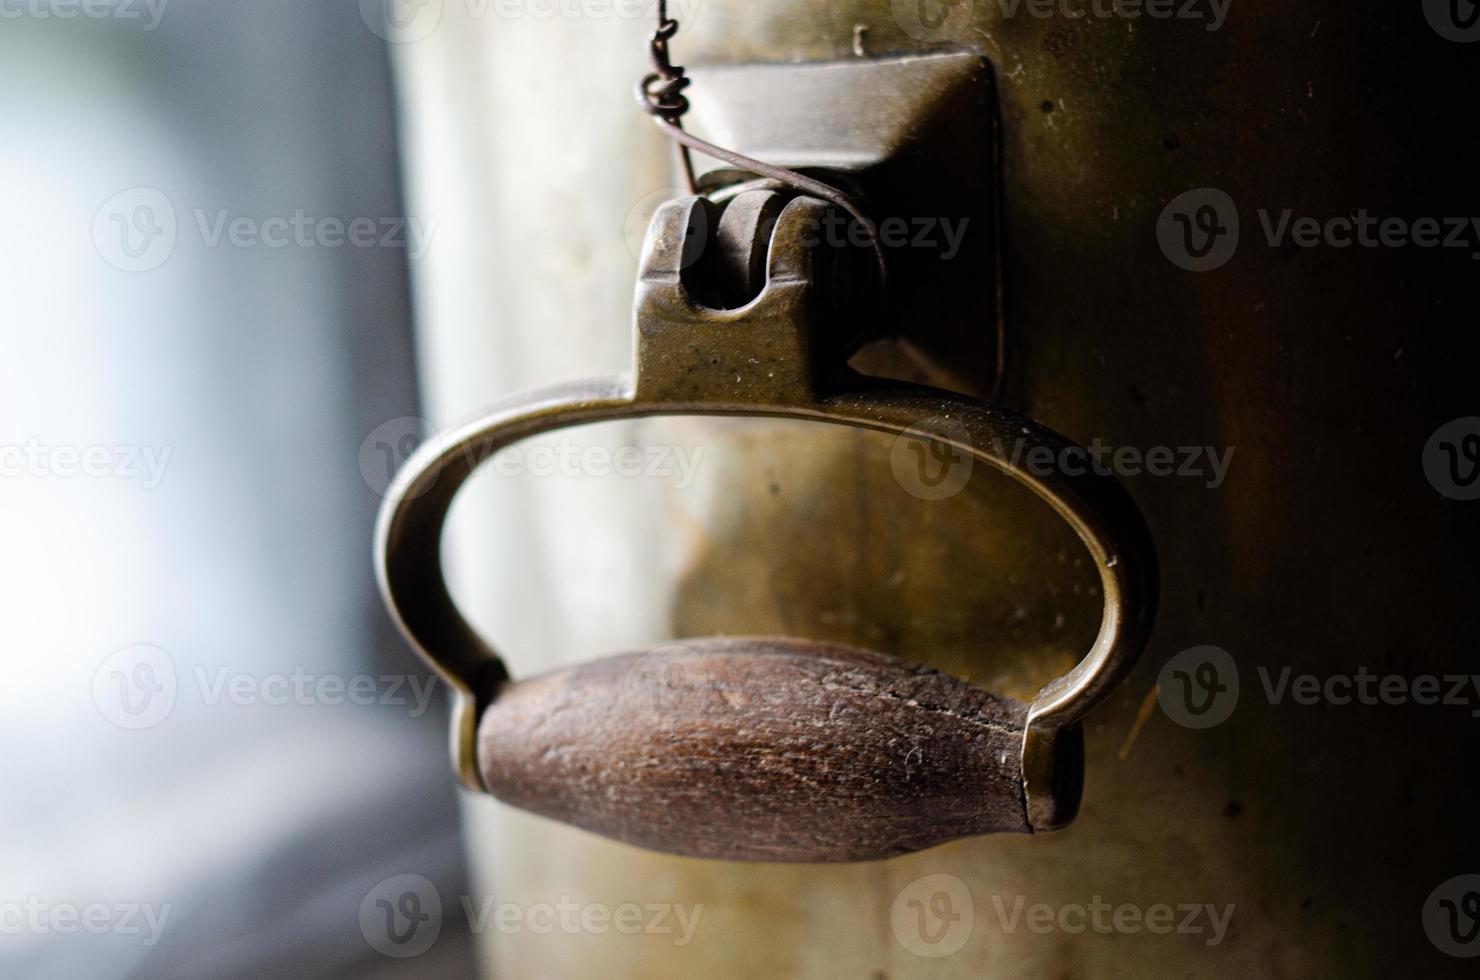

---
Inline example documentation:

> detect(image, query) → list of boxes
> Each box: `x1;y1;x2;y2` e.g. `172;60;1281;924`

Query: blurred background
6;1;1479;978
0;2;476;976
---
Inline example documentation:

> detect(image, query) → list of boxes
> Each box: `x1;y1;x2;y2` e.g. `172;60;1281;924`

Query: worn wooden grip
475;637;1038;862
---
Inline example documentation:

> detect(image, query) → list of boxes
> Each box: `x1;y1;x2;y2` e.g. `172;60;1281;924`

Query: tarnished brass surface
376;193;1156;838
390;1;1476;975
685;52;1004;394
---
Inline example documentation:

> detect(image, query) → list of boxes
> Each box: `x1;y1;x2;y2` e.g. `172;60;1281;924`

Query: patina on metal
388;0;1477;972
375;190;1157;854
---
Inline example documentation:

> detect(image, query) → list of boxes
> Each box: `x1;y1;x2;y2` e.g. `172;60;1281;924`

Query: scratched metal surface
392;2;1477;976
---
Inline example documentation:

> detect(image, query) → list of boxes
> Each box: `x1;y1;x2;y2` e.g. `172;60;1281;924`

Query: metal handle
374;194;1157;852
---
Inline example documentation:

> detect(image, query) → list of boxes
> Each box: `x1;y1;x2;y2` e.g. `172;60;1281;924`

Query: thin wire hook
636;1;890;324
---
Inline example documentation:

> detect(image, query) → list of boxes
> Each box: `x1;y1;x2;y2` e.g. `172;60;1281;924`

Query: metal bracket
684;52;1003;393
375;194;1157;834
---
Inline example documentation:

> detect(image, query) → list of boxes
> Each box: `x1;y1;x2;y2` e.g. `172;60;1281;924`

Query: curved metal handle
374;195;1158;843
375;376;1156;831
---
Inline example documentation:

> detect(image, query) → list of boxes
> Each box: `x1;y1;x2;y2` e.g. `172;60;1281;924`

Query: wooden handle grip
475;637;1042;862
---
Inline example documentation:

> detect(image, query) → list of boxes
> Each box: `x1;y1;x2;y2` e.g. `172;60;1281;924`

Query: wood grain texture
476;637;1033;862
